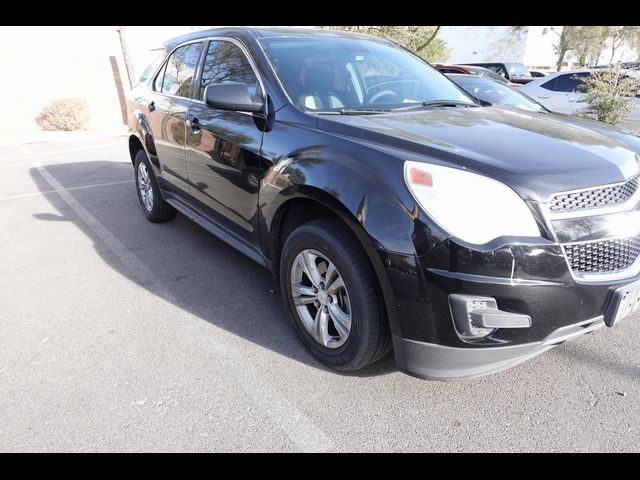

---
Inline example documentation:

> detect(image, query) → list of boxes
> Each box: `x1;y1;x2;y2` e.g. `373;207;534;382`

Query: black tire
134;149;177;223
280;218;392;371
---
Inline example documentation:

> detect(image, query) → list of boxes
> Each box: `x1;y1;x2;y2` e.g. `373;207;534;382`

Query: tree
575;66;640;125
607;26;640;64
573;26;612;67
543;26;613;71
320;26;448;62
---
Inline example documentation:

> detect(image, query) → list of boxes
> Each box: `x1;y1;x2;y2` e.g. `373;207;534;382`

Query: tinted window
154;61;167;92
157;42;203;97
494;65;508;77
479;64;501;73
199;41;261;100
138;51;164;86
550;73;589;92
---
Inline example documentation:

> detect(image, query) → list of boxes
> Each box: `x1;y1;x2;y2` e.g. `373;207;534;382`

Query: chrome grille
550;173;640;212
564;235;640;274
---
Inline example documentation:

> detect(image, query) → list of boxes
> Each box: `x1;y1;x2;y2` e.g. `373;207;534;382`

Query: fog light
449;294;531;340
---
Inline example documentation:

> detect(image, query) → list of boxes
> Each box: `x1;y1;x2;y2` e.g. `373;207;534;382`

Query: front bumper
393;316;604;380
377;237;638;380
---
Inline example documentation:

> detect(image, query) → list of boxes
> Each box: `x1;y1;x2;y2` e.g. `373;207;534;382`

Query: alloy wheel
290;249;352;348
137;162;154;212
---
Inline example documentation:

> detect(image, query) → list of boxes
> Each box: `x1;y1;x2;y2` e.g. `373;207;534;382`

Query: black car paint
128;27;640;378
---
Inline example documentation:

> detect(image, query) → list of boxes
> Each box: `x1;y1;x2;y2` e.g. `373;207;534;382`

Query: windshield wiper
312;102;476;115
393;100;480;111
310;108;392;115
339;108;392;115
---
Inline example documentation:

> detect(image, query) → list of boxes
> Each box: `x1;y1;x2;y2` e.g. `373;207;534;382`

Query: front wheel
134;149;177;223
280;219;392;371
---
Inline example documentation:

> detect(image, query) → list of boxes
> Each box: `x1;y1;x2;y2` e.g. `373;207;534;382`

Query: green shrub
36;97;90;131
575;67;640;125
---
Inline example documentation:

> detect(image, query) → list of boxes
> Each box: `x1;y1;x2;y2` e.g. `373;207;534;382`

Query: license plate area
604;279;640;327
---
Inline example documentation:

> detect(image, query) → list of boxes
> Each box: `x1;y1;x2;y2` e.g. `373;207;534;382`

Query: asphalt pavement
1;133;639;452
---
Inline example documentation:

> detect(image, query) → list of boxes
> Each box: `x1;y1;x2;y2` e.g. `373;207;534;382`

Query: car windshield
451;76;546;113
506;63;532;78
259;36;472;112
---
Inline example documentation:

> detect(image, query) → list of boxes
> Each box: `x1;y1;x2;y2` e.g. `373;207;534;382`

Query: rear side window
199;40;261;100
540;77;557;91
154;42;204;97
544;73;589;92
137;51;164;87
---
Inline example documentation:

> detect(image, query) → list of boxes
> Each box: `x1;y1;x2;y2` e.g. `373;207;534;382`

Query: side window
138;51;164;87
199;41;261;101
154;61;167;92
540;77;557;91
156;42;203;97
552;73;589;93
495;66;508;77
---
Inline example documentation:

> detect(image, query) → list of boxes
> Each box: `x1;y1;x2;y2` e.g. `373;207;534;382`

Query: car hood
317;106;640;202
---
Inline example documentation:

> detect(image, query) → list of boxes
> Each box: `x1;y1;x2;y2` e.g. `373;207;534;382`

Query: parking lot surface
1;134;639;452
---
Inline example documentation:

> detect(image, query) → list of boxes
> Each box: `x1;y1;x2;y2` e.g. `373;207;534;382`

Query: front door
185;39;266;245
148;41;204;194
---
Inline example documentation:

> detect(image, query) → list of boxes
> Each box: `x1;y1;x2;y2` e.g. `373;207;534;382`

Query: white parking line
32;161;333;452
0;179;134;202
27;141;126;160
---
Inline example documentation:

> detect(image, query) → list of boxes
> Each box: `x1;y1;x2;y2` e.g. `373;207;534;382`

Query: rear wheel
134;149;177;223
280;219;391;371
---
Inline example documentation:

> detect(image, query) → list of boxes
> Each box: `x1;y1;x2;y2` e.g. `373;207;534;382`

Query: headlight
404;161;540;245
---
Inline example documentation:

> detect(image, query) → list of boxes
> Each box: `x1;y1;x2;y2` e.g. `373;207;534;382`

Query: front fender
260;144;422;256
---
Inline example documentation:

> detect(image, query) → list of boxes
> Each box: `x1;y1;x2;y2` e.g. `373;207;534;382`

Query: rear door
147;41;205;193
184;39;267;245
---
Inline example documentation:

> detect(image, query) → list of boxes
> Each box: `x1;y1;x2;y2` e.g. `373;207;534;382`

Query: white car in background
520;70;640;128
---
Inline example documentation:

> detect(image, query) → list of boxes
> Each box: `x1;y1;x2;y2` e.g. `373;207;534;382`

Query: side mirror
205;82;264;113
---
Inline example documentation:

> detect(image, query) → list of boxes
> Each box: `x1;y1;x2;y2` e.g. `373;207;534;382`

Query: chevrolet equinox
127;27;640;380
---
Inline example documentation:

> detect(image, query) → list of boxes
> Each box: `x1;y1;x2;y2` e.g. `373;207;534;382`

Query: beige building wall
0;26;129;133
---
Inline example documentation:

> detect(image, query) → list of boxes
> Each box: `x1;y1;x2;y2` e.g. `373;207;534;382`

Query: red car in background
434;64;522;88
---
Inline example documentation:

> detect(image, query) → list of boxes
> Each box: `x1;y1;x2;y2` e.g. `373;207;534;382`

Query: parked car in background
595;62;640;70
622;61;640;70
521;70;640;128
529;70;549;78
128;27;640;380
463;62;534;84
447;74;546;112
434;64;520;87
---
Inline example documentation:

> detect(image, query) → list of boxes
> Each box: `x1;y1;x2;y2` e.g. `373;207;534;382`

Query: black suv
127;27;640;380
464;62;534;84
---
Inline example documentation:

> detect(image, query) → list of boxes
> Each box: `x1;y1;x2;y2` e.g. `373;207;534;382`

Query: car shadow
29;160;397;377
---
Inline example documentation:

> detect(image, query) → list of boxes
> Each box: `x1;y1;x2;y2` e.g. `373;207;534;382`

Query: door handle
148;101;156;113
190;116;201;133
536;95;550;99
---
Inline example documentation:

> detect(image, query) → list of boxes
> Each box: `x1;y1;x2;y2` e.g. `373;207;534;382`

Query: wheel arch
129;134;144;164
128;109;158;169
267;188;401;331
